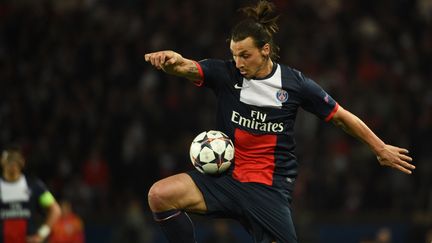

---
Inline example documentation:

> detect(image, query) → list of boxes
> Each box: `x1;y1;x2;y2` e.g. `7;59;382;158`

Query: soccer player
0;147;61;243
144;1;415;242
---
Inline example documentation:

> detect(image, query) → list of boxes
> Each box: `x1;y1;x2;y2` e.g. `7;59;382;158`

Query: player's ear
261;43;270;59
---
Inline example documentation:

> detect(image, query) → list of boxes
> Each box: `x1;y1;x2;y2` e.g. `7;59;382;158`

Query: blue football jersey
194;59;339;188
0;175;49;242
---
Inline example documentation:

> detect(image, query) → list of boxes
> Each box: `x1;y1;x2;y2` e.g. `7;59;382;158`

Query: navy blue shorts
187;170;298;243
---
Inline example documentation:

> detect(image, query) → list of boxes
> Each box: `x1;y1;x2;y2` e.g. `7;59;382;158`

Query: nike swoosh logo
234;84;242;89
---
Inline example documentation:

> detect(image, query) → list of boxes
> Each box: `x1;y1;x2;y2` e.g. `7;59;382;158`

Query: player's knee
148;182;171;212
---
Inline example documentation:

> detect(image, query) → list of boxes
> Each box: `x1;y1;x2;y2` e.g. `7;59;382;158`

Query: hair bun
241;0;279;34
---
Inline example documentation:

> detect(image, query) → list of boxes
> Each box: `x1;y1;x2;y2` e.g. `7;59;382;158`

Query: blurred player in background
0;146;61;243
144;1;415;242
49;199;85;243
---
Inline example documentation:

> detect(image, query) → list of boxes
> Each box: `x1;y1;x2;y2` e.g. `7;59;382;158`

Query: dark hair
231;0;280;60
1;145;25;168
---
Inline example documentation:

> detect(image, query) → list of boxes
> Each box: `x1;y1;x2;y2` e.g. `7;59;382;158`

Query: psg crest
276;89;289;103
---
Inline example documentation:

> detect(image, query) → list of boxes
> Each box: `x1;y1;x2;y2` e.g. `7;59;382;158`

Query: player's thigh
148;173;207;213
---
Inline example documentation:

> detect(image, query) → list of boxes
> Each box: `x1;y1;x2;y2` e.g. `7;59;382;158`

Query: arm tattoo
183;62;200;80
187;65;198;75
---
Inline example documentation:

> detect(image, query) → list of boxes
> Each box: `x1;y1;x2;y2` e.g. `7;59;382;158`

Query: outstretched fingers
393;152;415;174
399;153;413;163
377;145;415;174
397;147;410;154
392;163;413;174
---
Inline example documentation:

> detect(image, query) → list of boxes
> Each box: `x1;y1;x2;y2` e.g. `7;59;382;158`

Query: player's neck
2;172;21;182
253;59;273;79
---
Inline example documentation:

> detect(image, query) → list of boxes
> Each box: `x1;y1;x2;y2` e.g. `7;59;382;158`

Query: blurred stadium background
0;0;431;242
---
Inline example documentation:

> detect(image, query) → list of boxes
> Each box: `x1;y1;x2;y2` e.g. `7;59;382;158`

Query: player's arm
330;106;415;174
27;191;61;243
144;50;201;81
41;192;61;231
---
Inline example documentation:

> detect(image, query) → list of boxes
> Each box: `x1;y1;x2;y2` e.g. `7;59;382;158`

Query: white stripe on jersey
239;64;283;108
0;176;30;202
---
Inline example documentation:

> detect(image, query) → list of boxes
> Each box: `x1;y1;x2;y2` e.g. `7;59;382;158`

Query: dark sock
153;209;196;243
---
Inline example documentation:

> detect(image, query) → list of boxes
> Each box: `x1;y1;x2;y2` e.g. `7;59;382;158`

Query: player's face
230;37;271;79
1;152;24;179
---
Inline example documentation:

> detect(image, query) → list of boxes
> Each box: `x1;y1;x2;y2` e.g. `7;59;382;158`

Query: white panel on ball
193;131;207;142
219;162;231;172
190;142;202;160
206;130;222;139
202;163;219;174
209;139;227;155
199;147;216;163
224;145;234;160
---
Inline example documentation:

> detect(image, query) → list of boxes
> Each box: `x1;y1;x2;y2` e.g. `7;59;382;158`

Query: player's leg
148;173;206;243
246;192;297;243
231;182;297;243
148;172;207;212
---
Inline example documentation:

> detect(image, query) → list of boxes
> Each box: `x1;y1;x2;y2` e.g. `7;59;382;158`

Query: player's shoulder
199;58;236;69
279;63;305;82
278;63;308;90
199;58;240;80
24;175;47;190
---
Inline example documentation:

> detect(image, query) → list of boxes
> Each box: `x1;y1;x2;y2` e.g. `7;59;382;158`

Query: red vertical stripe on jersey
233;128;276;186
3;219;27;243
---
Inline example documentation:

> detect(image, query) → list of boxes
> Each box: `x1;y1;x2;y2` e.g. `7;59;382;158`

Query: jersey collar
252;62;278;80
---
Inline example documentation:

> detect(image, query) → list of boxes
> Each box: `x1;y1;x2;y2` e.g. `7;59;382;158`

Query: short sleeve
32;178;56;207
196;59;231;91
300;75;339;121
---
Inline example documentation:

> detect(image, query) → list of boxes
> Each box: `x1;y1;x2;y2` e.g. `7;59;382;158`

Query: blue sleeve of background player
194;59;230;91
299;74;339;121
32;177;49;198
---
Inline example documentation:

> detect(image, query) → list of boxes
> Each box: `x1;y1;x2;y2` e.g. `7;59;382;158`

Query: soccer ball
189;130;234;174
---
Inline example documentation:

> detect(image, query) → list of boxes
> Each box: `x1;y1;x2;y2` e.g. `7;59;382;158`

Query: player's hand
26;234;43;243
376;144;415;174
144;50;182;71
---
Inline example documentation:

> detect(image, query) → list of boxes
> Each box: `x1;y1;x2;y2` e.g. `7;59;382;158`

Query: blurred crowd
0;0;431;242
